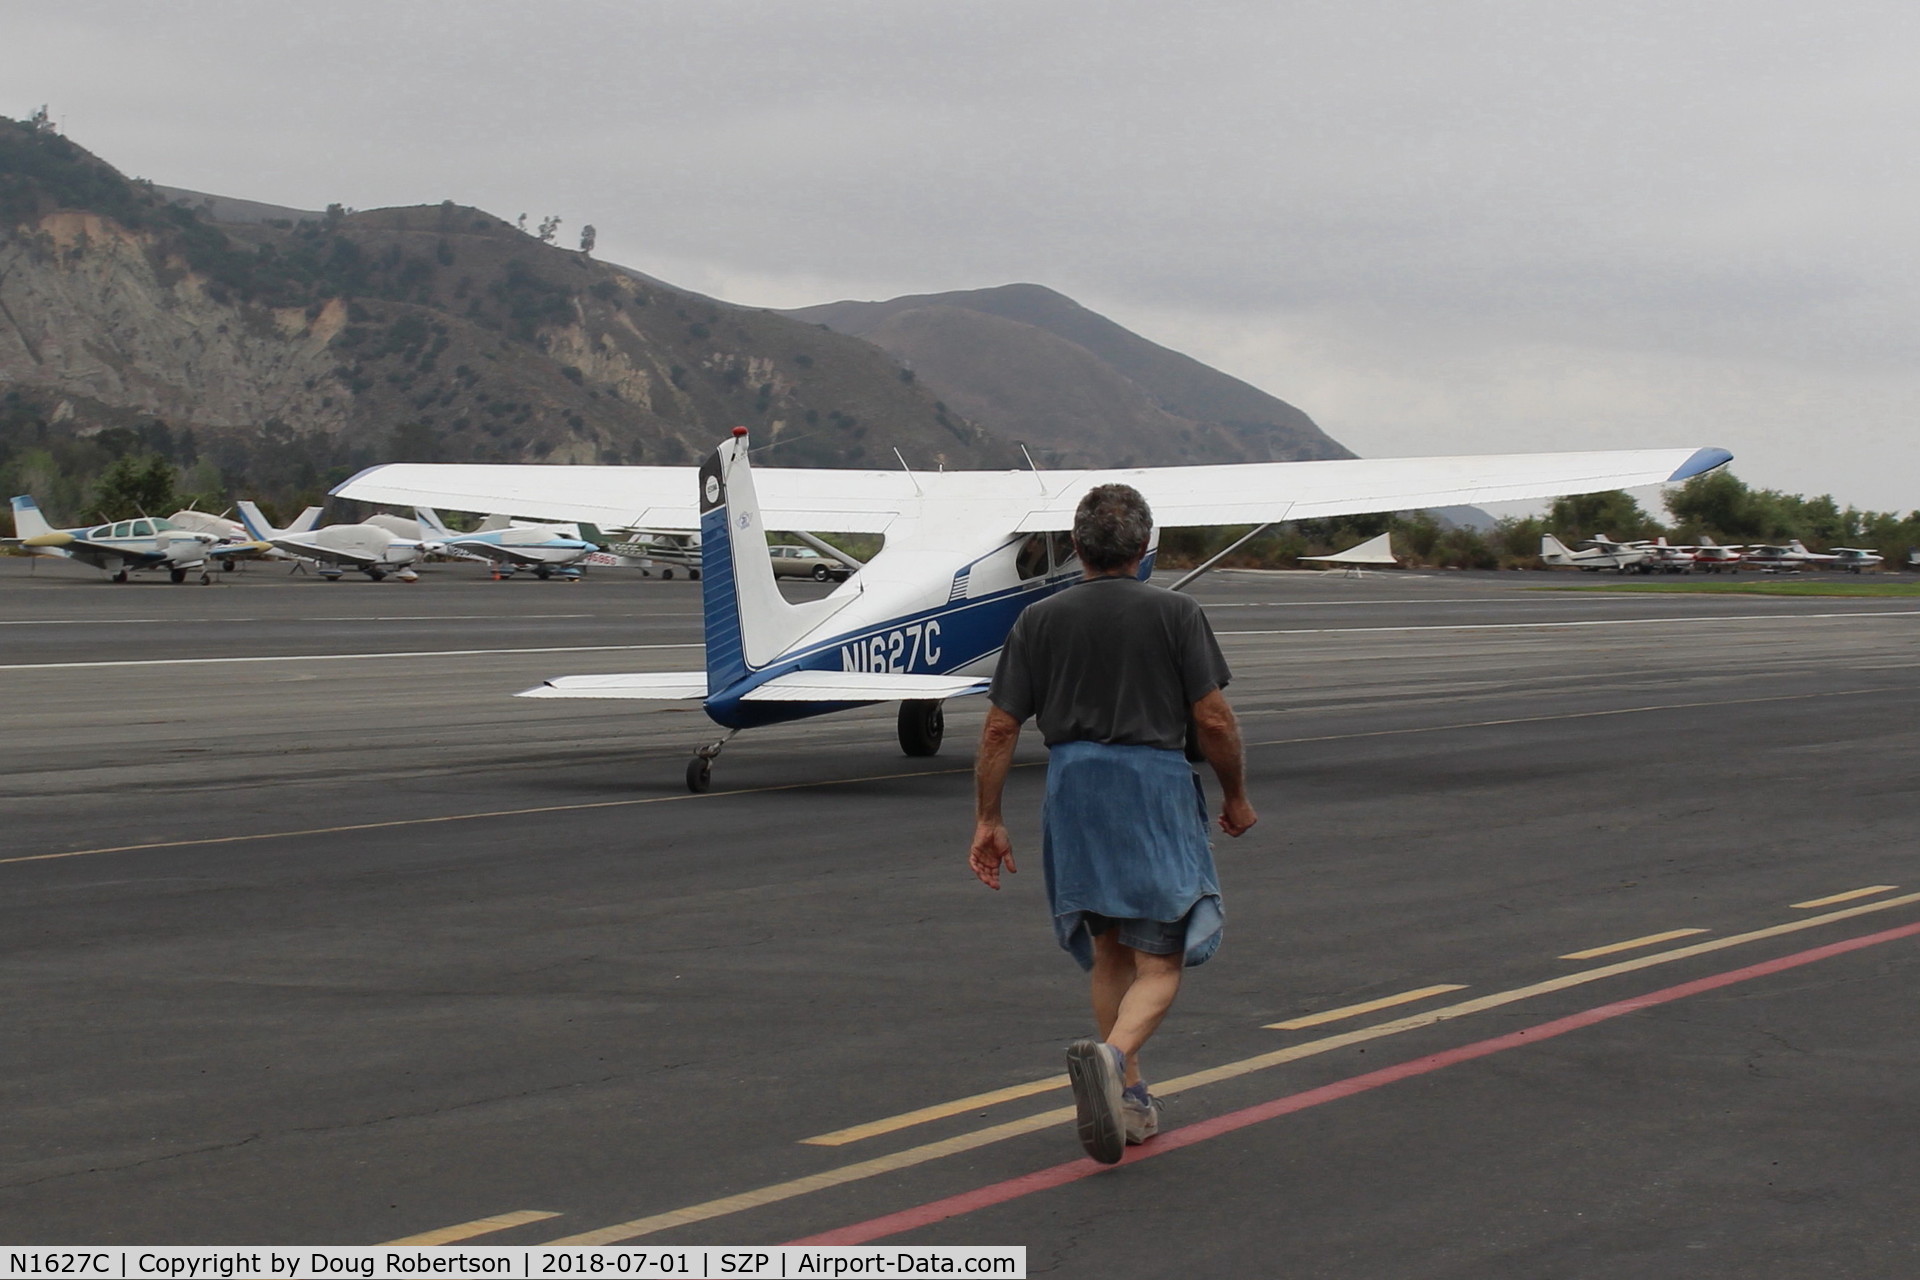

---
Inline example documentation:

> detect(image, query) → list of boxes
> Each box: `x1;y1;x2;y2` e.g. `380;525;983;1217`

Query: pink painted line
794;918;1920;1245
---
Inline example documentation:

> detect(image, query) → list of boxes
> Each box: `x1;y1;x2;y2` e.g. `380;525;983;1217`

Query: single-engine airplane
411;507;606;579
236;501;438;582
1538;533;1651;573
6;496;266;583
334;433;1733;789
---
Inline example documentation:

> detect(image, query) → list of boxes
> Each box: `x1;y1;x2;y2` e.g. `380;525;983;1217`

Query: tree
91;454;176;520
27;105;55;134
536;215;561;244
516;213;529;234
578;224;596;255
1547;490;1660;541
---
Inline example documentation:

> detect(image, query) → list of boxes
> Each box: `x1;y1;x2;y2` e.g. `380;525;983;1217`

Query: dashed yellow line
802;1076;1069;1146
1560;929;1710;961
545;889;1920;1245
1264;984;1467;1030
384;1210;560;1244
1792;885;1898;910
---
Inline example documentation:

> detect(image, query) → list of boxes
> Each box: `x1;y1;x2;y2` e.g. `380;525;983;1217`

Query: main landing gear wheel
170;567;188;584
112;569;129;583
368;567;387;582
660;568;674;580
535;565;553;580
898;700;945;757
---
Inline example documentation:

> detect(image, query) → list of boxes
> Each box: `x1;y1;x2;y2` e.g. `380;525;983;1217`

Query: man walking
969;483;1257;1164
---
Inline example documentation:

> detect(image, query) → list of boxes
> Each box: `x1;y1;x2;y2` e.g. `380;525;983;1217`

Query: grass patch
1532;579;1920;597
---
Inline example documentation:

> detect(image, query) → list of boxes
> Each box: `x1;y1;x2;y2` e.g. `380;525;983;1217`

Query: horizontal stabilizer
518;672;707;700
1300;532;1397;564
737;671;991;702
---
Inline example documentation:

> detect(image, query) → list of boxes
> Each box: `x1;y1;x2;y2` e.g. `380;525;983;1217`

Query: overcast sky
7;0;1917;511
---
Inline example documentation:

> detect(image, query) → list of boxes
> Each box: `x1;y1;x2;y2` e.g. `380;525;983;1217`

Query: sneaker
1066;1038;1126;1164
1121;1084;1161;1144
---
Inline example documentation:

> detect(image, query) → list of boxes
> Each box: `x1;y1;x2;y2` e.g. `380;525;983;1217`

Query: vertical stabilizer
9;496;55;540
288;506;326;534
414;507;455;538
698;430;846;693
235;501;282;540
1540;534;1576;565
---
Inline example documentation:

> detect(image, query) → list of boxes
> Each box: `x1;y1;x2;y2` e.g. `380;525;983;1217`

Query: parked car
769;544;851;581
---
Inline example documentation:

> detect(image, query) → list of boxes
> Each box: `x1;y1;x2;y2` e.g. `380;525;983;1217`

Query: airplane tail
1539;534;1576;565
698;429;846;693
234;501;282;541
287;506;325;534
413;506;455;539
9;495;55;541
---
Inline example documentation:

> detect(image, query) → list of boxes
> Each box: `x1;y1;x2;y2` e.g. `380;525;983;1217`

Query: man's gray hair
1072;483;1154;572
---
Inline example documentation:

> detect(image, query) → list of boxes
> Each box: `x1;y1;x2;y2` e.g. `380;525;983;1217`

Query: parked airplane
337;434;1732;789
1641;537;1698;573
1539;533;1651;572
1740;539;1838;572
235;501;437;582
410;508;605;579
5;495;265;583
1691;535;1744;572
1829;546;1885;573
166;505;324;567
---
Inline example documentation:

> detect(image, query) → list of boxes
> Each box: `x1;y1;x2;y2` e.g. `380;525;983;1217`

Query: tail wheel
898;700;945;757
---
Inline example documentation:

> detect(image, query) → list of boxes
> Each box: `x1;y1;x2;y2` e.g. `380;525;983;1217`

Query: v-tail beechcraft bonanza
333;430;1733;790
6;496;271;583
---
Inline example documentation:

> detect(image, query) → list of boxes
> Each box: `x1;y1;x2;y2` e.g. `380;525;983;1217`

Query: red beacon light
732;426;748;437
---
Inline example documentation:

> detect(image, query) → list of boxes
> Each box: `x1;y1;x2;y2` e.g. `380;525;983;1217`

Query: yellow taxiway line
384;1210;560;1244
1264;984;1467;1030
1559;929;1710;961
544;888;1920;1245
1792;885;1897;909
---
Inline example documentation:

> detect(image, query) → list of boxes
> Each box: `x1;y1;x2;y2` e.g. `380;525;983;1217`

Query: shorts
1082;910;1190;956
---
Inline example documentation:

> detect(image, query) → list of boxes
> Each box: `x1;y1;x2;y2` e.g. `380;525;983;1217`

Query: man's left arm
1192;688;1257;837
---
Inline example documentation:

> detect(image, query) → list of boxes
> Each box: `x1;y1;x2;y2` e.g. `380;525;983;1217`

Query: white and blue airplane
334;432;1734;789
411;508;606;579
6;495;271;583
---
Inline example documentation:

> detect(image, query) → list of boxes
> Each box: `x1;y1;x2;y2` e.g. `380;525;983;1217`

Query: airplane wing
334;463;917;534
269;537;379;567
1009;447;1734;532
334;447;1732;536
519;673;708;700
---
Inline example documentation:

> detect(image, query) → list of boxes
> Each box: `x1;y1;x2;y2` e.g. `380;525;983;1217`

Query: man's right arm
1192;688;1257;837
969;704;1024;888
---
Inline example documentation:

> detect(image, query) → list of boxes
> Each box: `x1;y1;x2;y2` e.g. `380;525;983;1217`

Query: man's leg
1089;931;1182;1087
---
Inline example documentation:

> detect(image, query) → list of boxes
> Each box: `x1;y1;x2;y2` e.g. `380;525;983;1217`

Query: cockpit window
150;518;176;532
90;526;112;539
1015;533;1049;580
130;519;155;537
1047;531;1077;574
111;522;133;538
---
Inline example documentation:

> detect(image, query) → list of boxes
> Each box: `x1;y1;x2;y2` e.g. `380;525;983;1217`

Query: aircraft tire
690;568;700;581
686;757;712;792
898;700;945;757
112;570;129;584
170;567;188;584
199;572;212;586
661;568;674;580
368;568;387;582
536;565;552;580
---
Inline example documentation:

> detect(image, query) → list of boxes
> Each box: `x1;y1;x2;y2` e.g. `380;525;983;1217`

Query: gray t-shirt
989;576;1231;750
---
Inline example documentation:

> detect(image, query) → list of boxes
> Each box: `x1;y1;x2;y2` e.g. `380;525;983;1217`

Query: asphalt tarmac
3;556;1918;1276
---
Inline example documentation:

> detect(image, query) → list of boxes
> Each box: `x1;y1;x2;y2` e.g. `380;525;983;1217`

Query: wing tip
1668;447;1734;482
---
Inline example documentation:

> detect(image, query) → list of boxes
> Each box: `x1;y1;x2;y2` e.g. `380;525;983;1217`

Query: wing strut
1169;522;1278;593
